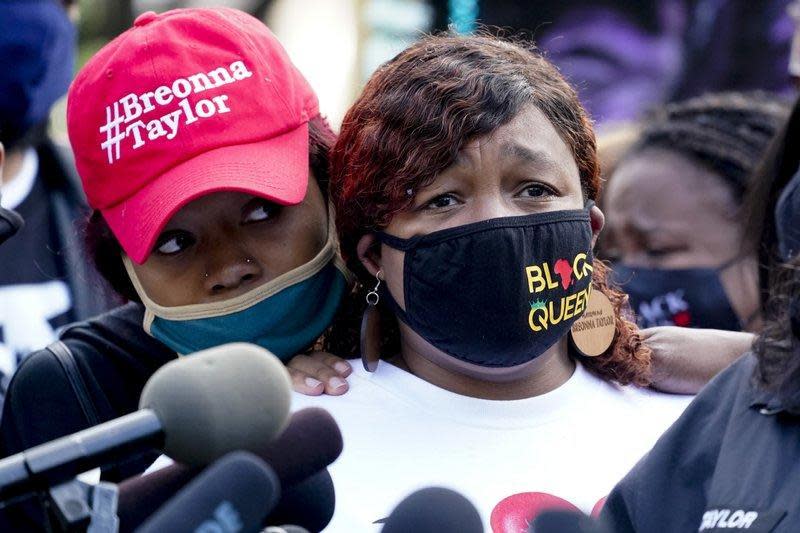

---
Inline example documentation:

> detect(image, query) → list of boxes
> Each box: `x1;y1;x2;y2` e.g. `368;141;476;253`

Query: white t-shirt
292;361;692;532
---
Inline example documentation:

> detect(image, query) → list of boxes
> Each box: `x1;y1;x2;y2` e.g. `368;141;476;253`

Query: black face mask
611;263;742;331
0;205;23;246
377;207;595;368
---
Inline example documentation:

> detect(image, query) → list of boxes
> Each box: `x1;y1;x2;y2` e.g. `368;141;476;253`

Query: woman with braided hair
603;93;789;332
601;95;800;533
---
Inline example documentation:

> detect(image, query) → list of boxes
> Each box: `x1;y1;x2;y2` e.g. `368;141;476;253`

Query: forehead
452;105;579;176
607;148;737;228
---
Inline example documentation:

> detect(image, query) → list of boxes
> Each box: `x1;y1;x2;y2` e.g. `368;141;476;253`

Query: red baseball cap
67;8;319;264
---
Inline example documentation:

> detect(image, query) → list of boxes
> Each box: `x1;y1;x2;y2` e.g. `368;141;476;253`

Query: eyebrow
500;144;556;167
450;142;564;174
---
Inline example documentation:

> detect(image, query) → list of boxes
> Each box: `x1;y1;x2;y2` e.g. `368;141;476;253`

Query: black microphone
135;451;279;533
117;407;342;531
265;468;335;533
530;510;607;533
380;487;483;533
0;343;292;502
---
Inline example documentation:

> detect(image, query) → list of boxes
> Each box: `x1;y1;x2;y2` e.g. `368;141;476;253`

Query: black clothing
31;140;117;321
601;354;800;532
1;303;174;456
0;141;119;393
0;303;174;529
0;154;72;321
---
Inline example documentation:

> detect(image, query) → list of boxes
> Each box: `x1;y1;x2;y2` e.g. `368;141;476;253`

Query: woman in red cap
0;6;355;494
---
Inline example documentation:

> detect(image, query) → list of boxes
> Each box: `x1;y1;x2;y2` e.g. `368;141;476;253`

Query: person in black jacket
600;96;800;532
0;7;361;530
0;0;118;395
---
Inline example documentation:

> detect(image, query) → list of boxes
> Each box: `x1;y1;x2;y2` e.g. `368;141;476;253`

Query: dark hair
330;33;652;386
84;114;337;302
621;92;789;203
744;97;800;412
0;122;49;153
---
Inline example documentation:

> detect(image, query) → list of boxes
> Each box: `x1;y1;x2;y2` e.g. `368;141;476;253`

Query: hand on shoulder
645;326;755;394
287;351;352;396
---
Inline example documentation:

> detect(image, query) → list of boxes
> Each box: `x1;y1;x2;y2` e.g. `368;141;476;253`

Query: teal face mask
123;227;349;361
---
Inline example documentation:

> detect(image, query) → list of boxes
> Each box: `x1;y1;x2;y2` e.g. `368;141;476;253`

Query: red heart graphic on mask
672;310;691;327
554;259;574;290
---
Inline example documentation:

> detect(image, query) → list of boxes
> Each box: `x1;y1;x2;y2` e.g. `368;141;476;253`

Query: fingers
287;353;350;395
288;366;325;396
309;351;353;377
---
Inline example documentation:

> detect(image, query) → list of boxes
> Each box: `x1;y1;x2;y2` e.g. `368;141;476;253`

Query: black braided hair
624;92;790;202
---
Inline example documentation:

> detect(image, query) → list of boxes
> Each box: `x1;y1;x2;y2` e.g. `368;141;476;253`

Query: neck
393;321;575;400
2;148;28;188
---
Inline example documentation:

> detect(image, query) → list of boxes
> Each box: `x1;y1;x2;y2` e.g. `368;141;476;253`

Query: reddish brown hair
330;33;651;386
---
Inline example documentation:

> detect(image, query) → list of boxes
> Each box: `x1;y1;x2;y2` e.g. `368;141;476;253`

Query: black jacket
601;354;800;532
1;303;174;458
36;139;119;320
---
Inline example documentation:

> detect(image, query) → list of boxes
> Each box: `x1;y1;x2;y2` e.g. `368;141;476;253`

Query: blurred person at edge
0;0;118;397
600;95;800;533
291;33;695;532
603;93;789;332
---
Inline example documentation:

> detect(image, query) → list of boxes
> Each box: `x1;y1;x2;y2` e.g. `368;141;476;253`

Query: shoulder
1;304;176;453
59;302;175;374
290;365;400;417
1;348;85;453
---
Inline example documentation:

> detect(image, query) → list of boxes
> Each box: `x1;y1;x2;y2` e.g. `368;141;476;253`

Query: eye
242;199;278;224
155;230;196;255
518;183;555;198
423;193;460;210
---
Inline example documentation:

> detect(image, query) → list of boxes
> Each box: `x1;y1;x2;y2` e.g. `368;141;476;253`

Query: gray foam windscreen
139;343;292;465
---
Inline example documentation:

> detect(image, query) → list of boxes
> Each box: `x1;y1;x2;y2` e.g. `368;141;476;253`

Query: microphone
381;487;483;533
265;468;335;533
0;343;291;502
529;510;608;533
265;527;310;533
135;451;279;533
117;408;342;530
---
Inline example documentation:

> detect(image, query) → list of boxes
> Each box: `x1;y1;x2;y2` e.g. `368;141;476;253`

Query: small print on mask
378;207;596;367
612;264;742;331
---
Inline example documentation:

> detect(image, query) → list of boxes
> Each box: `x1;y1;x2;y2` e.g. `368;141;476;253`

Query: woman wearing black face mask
291;34;693;532
603;93;788;332
601;96;800;533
